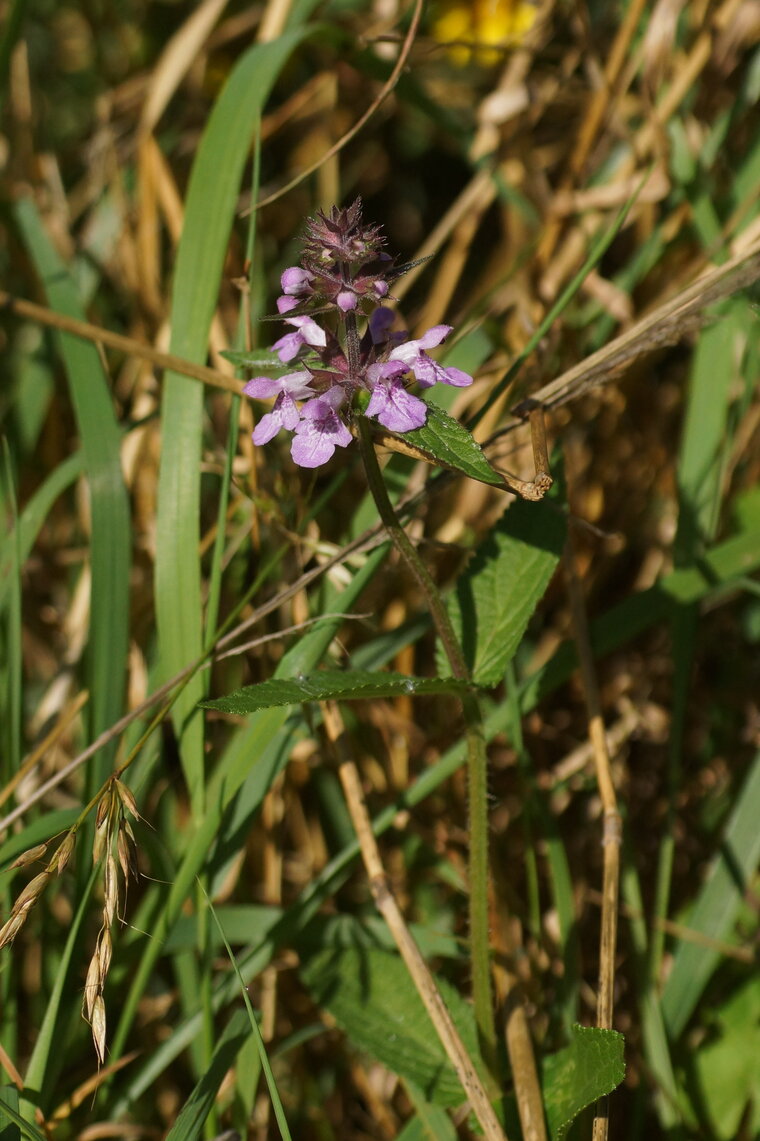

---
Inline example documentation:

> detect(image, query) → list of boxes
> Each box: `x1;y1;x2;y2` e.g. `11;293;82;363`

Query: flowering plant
243;200;473;468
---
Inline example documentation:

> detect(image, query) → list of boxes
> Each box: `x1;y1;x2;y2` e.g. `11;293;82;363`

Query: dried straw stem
563;532;621;1141
320;700;508;1141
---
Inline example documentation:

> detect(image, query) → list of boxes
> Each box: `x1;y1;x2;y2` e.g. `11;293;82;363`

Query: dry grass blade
138;0;229;136
515;243;760;416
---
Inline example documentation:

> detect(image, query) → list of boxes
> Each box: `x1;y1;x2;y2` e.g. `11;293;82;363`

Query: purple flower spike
243;201;479;467
366;362;427;432
291;387;352;468
272;315;327;363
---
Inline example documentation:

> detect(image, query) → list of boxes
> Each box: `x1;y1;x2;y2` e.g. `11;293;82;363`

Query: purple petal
369;307;396;345
272;330;304;362
442;365;472;387
414;324;452;351
389;325;453;366
366;379;427;433
337;290;357;312
277;295;299;313
244;370;314;401
285;315;326;347
244;375;281;399
291;396;352;467
367;360;407;384
281;266;313;294
251;392;302;445
252;412;284;445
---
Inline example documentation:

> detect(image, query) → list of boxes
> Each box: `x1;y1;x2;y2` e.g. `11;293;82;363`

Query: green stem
356;416;497;1073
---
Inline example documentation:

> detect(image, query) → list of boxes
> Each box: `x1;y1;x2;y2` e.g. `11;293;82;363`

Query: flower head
244;200;473;467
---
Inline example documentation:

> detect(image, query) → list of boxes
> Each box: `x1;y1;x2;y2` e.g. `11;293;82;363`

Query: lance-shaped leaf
201;670;471;715
372;402;507;488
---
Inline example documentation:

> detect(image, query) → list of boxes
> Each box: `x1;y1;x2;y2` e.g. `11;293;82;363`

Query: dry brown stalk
503;239;760;424
0;291;239;393
320;700;509;1141
492;898;547;1141
563;531;621;1141
0;689;89;811
538;0;650;267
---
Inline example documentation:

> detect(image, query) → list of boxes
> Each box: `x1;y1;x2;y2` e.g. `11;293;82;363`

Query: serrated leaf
375;403;506;487
220;348;285;371
444;497;566;686
543;1025;625;1141
201;670;470;715
300;948;484;1107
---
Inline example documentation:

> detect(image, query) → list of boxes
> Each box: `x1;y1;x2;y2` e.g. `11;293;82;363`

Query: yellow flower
431;0;537;67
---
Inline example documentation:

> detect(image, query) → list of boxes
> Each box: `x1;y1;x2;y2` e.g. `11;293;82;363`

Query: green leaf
220;348;285;370
201;670;470;714
543;1025;625;1141
382;403;506;487
299;948;483;1107
0;1087;47;1141
445;497;566;686
0;1086;20;1141
685;975;760;1141
14;198;131;778
164;1008;251;1141
661;749;760;1039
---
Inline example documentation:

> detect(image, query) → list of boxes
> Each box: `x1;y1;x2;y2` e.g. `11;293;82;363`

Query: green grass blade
204;891;293;1141
0;444;22;781
163;1008;252;1141
0;451;84;612
13;198;130;780
661;750;760;1039
154;26;316;818
651;300;744;981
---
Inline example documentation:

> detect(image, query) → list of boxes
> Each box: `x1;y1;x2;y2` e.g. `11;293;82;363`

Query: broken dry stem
356;416;497;1072
321;701;508;1141
563;533;621;1141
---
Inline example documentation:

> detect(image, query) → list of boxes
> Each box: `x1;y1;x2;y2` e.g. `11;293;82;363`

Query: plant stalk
356;415;497;1073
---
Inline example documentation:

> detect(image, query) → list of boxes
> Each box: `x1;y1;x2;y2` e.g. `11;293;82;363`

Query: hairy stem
356;416;497;1073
